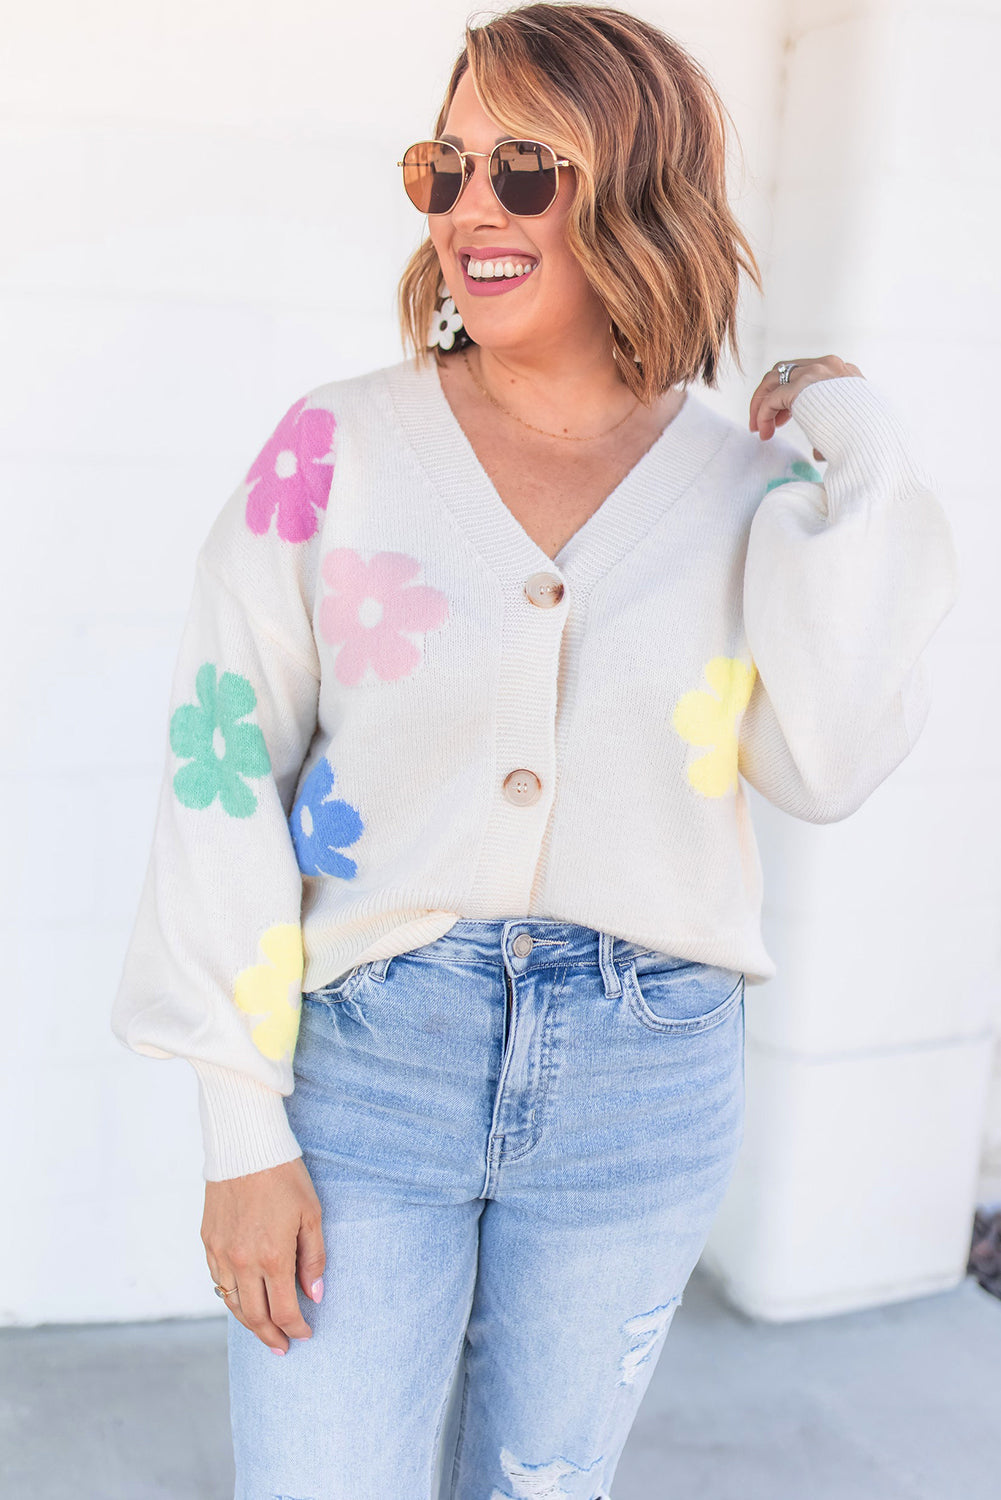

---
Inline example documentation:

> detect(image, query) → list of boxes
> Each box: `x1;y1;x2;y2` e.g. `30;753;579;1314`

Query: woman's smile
459;251;540;296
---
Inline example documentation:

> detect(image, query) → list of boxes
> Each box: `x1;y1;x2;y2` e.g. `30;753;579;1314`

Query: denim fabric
228;918;746;1500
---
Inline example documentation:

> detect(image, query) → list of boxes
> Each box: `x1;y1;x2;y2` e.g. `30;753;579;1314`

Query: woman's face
428;70;607;360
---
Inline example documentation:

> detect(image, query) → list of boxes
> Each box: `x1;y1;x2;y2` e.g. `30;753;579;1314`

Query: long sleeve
738;374;960;823
111;394;330;1180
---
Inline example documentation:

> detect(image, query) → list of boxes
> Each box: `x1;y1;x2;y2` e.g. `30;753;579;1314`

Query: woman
111;5;959;1497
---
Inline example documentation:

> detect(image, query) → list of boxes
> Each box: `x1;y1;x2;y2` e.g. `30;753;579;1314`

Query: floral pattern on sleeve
244;397;336;543
765;458;823;492
672;656;756;798
290;756;365;877
233;922;304;1061
169;663;271;816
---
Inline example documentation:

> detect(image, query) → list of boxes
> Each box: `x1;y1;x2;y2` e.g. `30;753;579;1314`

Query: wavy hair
396;2;763;398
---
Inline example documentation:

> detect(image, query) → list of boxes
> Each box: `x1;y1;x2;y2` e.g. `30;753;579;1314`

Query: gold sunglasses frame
396;137;573;218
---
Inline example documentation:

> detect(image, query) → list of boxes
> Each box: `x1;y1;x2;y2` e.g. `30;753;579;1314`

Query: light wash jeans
228;918;746;1500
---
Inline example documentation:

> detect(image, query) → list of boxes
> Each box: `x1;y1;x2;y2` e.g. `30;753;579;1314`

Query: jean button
512;933;534;957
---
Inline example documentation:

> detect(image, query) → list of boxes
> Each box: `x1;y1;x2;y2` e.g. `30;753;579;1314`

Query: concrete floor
2;1266;999;1499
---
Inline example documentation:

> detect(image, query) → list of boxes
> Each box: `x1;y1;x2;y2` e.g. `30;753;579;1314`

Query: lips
455;247;540;299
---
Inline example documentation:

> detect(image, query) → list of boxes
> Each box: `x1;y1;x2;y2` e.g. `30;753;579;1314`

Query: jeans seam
500;966;563;1164
429;1325;467;1499
447;1341;473;1500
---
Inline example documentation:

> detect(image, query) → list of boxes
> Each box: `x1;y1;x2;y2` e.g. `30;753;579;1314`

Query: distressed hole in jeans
615;1294;681;1387
492;1444;604;1498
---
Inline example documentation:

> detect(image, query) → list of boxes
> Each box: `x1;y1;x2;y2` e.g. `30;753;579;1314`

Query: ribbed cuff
190;1059;304;1182
789;375;935;507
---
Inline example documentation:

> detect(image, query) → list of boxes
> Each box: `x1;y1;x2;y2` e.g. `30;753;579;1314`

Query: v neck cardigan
110;354;960;1181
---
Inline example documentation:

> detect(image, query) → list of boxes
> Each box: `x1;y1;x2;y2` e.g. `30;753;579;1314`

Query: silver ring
774;361;797;385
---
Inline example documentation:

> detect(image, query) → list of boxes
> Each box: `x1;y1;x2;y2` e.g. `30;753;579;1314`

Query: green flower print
765;458;823;492
169;662;271;817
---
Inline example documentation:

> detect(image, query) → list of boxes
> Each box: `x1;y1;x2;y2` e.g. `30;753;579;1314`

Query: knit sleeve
737;375;960;823
111;394;333;1181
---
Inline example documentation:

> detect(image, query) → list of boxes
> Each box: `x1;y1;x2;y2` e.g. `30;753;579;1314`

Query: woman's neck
444;342;655;442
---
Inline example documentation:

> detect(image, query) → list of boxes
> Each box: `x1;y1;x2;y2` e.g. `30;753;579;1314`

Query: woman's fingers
265;1259;316;1344
204;1256;261;1341
227;1271;291;1353
205;1253;239;1304
297;1205;327;1306
222;1249;315;1352
749;354;864;441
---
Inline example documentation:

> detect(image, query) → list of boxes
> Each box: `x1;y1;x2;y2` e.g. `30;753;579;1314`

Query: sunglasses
396;138;572;218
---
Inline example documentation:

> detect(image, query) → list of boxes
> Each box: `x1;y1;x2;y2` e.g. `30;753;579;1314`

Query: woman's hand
201;1155;326;1354
749;354;865;463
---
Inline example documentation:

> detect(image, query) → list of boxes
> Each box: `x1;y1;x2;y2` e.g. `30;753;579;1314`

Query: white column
702;0;1001;1319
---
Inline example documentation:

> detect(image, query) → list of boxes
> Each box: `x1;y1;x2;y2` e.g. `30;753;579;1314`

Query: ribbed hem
789;375;935;506
190;1059;304;1182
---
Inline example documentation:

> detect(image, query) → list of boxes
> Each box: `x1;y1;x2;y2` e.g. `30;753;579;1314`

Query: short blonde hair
396;2;763;399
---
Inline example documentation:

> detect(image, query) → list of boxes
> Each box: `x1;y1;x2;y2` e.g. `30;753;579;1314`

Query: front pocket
302;961;373;1008
624;959;744;1034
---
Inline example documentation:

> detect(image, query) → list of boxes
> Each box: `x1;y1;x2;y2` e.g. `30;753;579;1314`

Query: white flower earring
610;321;642;366
428;285;467;352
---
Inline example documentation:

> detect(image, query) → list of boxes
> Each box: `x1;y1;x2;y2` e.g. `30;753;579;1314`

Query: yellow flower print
672;656;757;797
233;923;304;1061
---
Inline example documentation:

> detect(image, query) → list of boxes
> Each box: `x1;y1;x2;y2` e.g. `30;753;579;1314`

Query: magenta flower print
319;549;449;686
244;397;336;543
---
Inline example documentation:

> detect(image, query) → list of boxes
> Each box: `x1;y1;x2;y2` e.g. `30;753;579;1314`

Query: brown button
523;572;565;609
502;769;542;806
512;933;534;957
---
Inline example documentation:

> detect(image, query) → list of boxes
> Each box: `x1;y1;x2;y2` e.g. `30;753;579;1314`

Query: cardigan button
523;572;565;608
502;769;542;806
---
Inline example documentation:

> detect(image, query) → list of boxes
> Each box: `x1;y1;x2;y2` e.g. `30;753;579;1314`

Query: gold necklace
461;346;641;442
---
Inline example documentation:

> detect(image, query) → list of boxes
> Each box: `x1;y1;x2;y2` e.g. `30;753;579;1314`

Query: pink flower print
319;549;449;686
244;397;336;543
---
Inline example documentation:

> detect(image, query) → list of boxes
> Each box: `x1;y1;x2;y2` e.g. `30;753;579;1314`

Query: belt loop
369;956;392;983
598;932;622;998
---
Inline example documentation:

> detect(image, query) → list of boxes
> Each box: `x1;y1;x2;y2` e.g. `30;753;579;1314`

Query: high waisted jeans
228;918;746;1500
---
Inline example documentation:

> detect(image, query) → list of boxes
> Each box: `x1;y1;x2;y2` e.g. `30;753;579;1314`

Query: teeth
466;257;537;281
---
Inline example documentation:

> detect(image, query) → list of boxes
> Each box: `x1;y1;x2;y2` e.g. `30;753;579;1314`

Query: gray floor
2;1267;999;1499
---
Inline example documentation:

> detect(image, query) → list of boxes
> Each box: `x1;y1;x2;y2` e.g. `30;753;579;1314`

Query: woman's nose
456;155;502;216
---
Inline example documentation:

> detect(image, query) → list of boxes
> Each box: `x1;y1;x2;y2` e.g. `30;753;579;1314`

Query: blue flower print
765;458;823;492
289;756;364;877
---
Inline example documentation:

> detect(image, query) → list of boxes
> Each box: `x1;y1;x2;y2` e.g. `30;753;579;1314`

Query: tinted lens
401;141;464;214
491;140;559;215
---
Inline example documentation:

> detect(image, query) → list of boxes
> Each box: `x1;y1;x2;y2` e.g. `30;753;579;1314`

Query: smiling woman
397;3;763;399
109;3;960;1496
